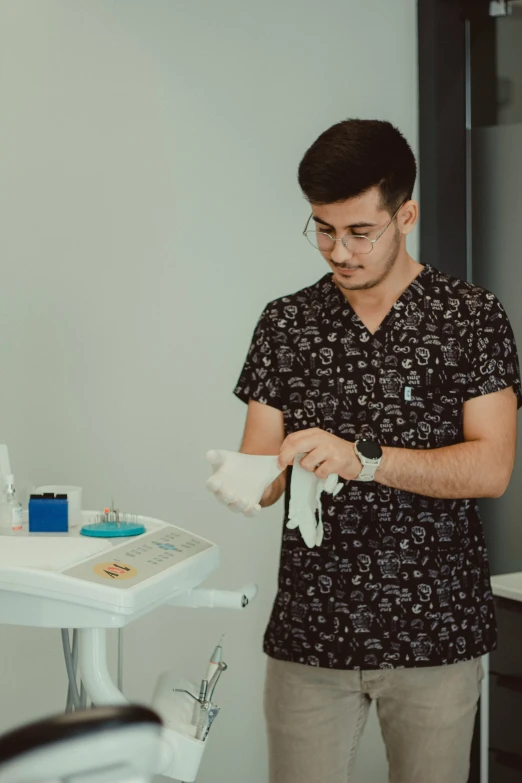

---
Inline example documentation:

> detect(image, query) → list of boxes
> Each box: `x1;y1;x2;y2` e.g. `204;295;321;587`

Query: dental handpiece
198;679;209;702
207;661;227;702
206;634;224;684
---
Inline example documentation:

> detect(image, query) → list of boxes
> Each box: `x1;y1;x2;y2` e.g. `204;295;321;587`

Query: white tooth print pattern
233;265;522;670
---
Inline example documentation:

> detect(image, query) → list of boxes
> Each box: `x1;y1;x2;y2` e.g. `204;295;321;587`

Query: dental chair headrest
0;705;163;783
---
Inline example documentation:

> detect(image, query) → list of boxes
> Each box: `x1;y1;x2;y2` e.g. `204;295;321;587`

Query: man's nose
330;238;356;264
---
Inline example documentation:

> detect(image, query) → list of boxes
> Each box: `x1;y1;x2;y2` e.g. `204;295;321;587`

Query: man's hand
278;428;360;481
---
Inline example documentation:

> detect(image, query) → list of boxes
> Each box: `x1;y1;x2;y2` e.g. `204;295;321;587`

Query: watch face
358;439;383;460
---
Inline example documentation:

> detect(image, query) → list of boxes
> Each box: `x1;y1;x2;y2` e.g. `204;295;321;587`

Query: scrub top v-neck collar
322;262;430;346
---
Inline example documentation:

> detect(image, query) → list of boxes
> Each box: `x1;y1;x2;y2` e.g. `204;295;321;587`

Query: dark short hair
297;119;417;214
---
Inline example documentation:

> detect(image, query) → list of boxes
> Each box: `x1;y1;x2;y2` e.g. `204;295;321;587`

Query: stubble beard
334;230;402;292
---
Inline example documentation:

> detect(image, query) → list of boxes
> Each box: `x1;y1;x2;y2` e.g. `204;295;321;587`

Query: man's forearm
260;472;287;507
374;440;510;499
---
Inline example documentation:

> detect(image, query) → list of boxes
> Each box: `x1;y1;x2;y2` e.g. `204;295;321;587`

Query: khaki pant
264;656;483;783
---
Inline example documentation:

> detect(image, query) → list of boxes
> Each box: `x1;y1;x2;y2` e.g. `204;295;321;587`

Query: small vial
2;475;23;532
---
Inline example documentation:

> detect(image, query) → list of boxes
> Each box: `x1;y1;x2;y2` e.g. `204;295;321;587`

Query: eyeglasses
303;202;404;255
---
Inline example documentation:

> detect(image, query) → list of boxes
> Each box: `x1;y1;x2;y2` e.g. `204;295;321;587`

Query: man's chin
333;268;377;291
339;279;378;291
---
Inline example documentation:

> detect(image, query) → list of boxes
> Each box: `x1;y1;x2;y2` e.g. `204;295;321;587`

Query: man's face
310;187;404;292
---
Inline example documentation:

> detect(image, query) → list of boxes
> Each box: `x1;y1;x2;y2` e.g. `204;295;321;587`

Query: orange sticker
93;561;138;581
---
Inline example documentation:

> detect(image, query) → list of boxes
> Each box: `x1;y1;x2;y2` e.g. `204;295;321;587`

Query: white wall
472;124;522;575
0;2;418;781
496;12;522;125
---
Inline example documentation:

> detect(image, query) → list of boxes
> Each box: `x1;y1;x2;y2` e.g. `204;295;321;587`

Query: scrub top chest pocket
379;321;471;450
398;381;466;449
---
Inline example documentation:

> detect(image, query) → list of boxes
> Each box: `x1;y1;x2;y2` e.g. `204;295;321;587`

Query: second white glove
286;456;343;548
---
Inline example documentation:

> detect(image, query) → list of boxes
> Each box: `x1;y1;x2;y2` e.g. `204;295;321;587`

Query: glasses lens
343;236;373;254
305;231;332;251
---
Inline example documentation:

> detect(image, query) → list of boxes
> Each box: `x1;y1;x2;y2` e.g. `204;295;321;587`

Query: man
230;119;521;782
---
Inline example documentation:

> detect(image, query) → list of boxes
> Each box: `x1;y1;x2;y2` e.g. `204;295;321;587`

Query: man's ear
398;200;419;235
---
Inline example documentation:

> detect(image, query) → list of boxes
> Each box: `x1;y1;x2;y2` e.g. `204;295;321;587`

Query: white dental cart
0;513;257;782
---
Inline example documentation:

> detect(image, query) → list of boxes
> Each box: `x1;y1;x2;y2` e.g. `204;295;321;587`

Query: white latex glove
206;450;283;518
315;473;343;547
287;456;343;548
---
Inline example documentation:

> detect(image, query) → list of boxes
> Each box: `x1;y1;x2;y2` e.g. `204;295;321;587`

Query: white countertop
491;572;522;603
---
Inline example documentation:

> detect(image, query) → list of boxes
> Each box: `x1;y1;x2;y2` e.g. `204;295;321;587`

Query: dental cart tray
0;513;219;628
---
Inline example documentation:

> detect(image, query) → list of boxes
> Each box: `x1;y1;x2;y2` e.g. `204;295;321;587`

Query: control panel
63;526;213;589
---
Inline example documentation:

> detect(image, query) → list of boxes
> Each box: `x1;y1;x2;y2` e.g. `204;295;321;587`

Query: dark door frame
417;0;496;281
418;6;503;783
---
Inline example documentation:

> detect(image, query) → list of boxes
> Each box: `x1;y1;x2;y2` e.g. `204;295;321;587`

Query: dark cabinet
493;600;522;680
489;673;522;758
489;598;522;779
468;596;522;783
489;749;522;783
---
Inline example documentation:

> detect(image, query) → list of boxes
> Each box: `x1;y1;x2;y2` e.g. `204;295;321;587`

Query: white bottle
0;475;23;533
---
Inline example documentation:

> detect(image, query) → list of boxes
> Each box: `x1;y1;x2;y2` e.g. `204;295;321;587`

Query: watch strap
354;441;382;482
356;461;379;481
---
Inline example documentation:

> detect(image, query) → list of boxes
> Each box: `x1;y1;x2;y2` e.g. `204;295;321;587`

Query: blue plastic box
29;495;69;533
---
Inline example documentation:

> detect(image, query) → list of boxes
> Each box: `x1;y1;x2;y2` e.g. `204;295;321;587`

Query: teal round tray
80;521;146;538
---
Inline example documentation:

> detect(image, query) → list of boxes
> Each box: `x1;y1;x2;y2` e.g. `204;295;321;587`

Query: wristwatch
354;439;383;482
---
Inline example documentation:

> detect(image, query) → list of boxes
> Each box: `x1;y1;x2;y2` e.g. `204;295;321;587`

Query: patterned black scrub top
234;264;522;670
